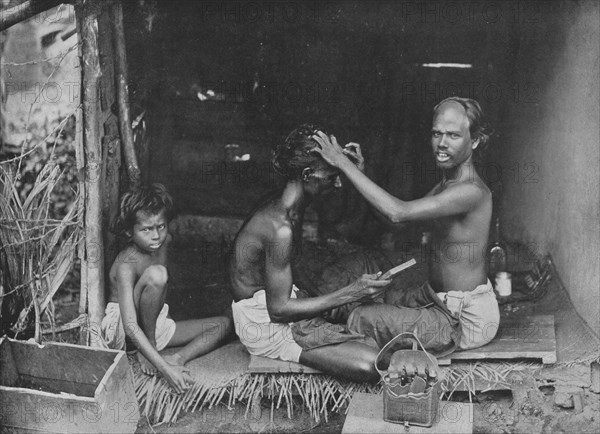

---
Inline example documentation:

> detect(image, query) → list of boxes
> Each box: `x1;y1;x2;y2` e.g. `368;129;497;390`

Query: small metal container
376;332;443;427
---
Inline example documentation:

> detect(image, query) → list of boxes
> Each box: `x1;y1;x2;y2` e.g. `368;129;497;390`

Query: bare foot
137;351;158;375
163;352;185;367
163;353;193;389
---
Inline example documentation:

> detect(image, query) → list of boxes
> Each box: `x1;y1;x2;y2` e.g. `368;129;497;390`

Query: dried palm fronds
0;162;81;341
134;358;551;425
232;372;381;423
441;360;538;399
133;362;241;425
556;352;600;368
133;366;382;426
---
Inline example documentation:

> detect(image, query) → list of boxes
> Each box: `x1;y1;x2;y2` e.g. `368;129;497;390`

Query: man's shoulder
447;177;490;199
248;206;293;241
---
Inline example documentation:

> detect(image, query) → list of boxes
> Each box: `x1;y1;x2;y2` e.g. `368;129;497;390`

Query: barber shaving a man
311;97;500;354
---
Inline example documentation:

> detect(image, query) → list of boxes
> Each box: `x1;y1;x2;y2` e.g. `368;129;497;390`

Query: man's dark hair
113;183;173;238
272;123;327;180
433;97;492;153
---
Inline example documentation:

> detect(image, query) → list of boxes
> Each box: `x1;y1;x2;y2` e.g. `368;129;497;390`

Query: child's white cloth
100;302;176;351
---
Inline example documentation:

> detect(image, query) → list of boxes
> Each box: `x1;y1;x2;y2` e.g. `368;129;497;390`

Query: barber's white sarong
232;287;303;363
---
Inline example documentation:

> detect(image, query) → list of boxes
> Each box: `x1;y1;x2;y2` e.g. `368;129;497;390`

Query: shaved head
433;97;491;153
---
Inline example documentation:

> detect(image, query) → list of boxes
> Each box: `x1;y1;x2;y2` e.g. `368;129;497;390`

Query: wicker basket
375;332;443;427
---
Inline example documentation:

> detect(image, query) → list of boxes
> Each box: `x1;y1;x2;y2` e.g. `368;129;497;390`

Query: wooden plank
247;355;322;374
438;315;556;366
447;339;556;353
534;364;591;388
94;350;139;425
438;349;557;366
342;393;472;434
0;338;19;387
0;339;138;432
10;340;116;385
17;374;97;397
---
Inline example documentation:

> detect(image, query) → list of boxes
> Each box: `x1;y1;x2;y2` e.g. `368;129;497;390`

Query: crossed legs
300;341;380;383
163;315;232;367
132;265;232;374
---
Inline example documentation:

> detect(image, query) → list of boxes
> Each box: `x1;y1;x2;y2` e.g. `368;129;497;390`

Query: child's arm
115;264;190;393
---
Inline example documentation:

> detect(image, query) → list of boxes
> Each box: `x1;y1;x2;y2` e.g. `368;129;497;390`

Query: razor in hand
379;258;417;280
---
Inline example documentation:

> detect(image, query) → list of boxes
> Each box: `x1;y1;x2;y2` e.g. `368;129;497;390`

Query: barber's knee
353;351;379;381
142;265;168;288
355;358;379;382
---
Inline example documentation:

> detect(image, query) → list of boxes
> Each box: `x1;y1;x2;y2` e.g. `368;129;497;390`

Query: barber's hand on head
310;131;348;168
162;363;193;394
349;272;391;302
342;142;365;172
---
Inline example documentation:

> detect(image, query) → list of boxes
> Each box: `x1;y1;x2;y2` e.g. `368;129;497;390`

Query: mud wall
500;1;600;335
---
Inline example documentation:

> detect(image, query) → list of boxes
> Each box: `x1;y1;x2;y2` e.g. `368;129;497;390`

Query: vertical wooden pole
0;0;64;32
75;5;87;337
75;0;105;345
97;6;122;282
111;0;141;187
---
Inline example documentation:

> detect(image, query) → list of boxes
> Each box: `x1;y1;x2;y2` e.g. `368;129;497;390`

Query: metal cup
495;271;512;296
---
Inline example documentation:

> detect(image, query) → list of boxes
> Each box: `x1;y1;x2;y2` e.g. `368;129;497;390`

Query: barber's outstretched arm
264;225;390;323
311;131;484;223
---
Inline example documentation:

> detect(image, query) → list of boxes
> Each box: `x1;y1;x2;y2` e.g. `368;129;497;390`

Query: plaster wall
501;1;600;335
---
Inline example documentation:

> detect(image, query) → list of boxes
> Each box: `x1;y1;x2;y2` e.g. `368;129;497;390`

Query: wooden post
591;361;600;394
111;0;141;187
75;0;105;345
74;3;87;338
97;5;122;282
0;0;66;32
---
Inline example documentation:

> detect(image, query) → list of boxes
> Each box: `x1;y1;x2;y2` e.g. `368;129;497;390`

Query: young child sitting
101;183;232;393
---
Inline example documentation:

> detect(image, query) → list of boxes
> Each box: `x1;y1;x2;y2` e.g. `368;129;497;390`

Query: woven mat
132;340;250;424
132;339;380;425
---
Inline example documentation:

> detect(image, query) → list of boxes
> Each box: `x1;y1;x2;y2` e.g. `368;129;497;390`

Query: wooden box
0;337;139;433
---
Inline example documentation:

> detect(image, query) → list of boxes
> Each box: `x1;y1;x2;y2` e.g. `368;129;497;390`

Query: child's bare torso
107;241;169;303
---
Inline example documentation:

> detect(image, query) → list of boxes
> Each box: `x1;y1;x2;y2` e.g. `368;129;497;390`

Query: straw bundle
0;161;81;341
133;364;241;424
441;361;538;400
134;366;382;426
134;355;552;425
131;341;382;426
236;372;381;422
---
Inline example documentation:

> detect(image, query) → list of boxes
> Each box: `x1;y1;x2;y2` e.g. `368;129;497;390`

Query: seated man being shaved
312;97;500;354
229;124;391;383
